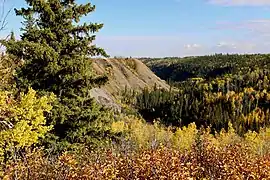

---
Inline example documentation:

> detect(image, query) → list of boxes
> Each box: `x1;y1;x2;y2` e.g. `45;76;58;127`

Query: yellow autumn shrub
4;120;270;179
0;88;55;162
205;122;241;148
244;127;270;155
112;116;173;149
172;122;198;151
111;116;197;151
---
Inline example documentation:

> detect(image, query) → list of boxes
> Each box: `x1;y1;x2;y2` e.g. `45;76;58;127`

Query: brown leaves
3;143;270;179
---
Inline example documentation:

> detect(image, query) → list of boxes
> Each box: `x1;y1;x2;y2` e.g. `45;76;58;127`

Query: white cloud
95;34;268;57
184;43;202;49
95;35;209;57
213;41;258;53
216;42;236;48
214;19;270;37
208;0;270;6
210;19;270;54
94;34;270;57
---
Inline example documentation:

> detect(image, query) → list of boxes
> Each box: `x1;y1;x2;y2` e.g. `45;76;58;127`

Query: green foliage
0;88;55;162
128;59;270;135
0;54;20;90
1;0;113;151
3;0;108;93
143;53;270;82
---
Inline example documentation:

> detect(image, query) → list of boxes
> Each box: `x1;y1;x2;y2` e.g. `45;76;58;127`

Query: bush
0;87;55;177
3;127;270;179
111;116;198;151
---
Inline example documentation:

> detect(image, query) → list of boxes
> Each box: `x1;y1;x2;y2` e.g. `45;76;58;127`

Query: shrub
245;127;270;155
0;87;55;178
3;140;270;179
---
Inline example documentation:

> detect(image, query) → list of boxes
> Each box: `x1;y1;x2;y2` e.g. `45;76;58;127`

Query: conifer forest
1;0;270;179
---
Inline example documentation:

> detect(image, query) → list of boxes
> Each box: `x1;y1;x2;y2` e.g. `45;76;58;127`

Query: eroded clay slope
90;58;169;111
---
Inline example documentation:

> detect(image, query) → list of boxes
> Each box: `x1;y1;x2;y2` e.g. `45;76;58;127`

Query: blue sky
2;0;270;57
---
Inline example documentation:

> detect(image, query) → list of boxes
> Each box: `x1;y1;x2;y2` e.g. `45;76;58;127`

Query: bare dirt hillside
90;58;169;111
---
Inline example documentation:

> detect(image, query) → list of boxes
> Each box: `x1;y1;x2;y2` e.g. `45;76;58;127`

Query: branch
0;0;12;31
0;120;14;129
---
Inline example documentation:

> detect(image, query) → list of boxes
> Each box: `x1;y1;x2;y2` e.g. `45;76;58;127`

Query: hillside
134;54;270;134
90;58;169;110
141;53;270;82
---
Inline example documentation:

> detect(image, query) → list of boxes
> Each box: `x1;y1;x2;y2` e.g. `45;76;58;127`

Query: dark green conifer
1;0;112;151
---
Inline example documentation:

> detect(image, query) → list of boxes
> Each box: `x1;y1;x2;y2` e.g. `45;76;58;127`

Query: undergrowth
3;118;270;179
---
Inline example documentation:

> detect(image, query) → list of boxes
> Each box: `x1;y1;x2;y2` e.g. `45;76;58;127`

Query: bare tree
0;0;12;53
0;0;11;31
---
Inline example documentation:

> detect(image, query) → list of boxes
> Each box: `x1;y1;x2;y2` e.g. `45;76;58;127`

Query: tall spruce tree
2;0;113;151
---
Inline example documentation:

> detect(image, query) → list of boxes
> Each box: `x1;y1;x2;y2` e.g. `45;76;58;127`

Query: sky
2;0;270;57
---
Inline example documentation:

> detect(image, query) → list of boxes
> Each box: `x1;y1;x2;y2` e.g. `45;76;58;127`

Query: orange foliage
3;142;270;179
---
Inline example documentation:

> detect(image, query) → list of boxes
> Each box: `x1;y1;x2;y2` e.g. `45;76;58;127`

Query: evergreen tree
1;0;113;151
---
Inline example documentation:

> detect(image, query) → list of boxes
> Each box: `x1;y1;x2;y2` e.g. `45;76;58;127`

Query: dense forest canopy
141;53;270;81
124;54;270;135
